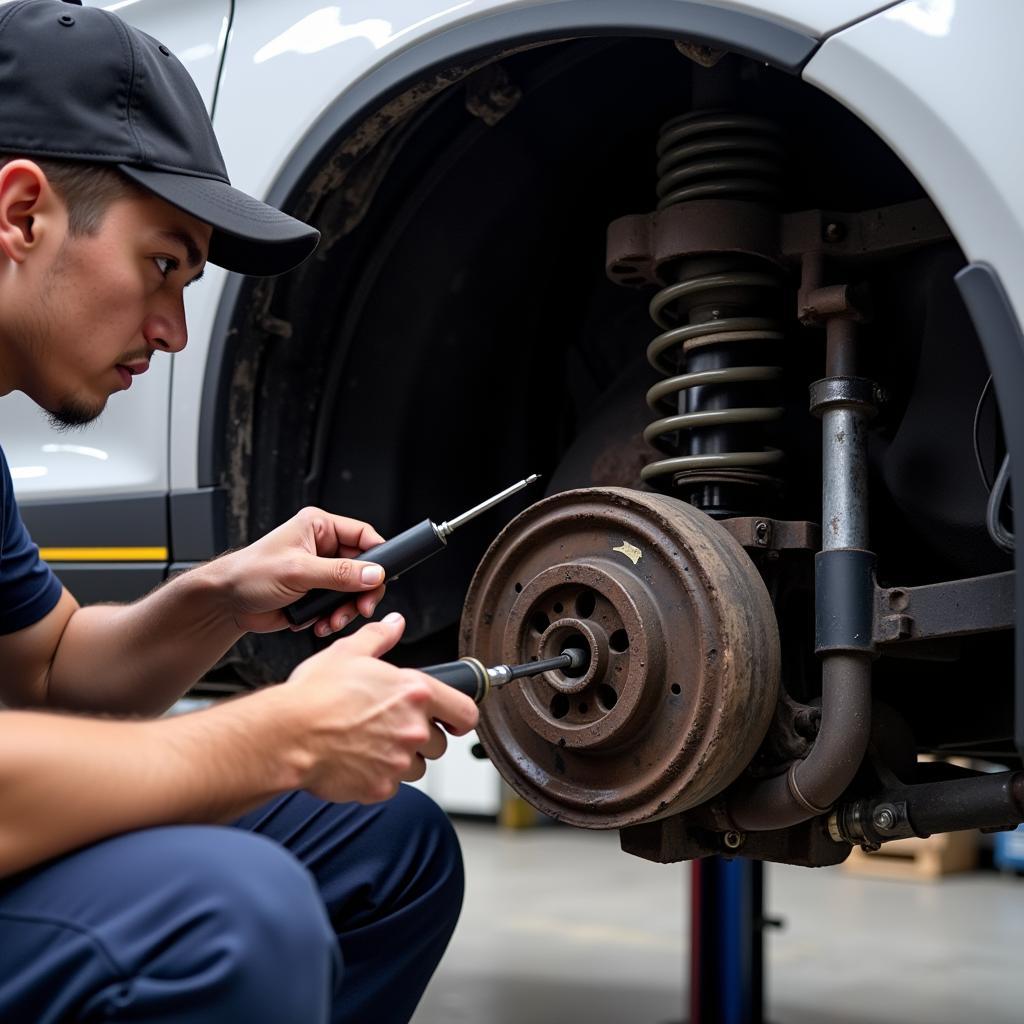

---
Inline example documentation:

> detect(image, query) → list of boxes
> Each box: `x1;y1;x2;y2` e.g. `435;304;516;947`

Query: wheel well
211;34;999;709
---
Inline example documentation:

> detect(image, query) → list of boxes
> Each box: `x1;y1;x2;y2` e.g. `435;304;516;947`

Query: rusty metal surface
874;571;1016;645
606;199;780;288
607;197;952;289
780;198;951;262
719;517;819;552
460;487;780;829
619;813;849;867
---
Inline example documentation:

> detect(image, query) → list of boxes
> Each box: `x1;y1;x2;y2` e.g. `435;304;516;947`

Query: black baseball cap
0;0;320;276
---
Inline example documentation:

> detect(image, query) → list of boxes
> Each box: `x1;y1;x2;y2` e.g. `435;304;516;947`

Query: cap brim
118;166;320;277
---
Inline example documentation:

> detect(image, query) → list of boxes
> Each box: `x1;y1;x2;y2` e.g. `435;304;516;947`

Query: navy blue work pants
0;785;463;1022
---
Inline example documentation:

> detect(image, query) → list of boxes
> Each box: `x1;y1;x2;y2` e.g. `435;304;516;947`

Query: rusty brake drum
460;487;780;829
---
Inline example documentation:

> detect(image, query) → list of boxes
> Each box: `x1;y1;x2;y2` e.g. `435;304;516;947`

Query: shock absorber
632;112;788;516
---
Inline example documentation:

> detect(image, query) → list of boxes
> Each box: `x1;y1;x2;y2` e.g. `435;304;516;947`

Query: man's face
7;192;210;429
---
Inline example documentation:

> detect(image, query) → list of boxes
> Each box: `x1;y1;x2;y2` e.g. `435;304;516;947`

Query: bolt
723;830;745;850
872;806;897;831
823;221;846;244
754;521;770;547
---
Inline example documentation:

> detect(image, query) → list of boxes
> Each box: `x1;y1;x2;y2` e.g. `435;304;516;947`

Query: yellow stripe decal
40;547;169;562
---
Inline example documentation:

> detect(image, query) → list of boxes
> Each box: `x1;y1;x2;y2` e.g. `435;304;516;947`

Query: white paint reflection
11;465;47;480
179;42;217;63
885;0;955;38
254;2;474;64
256;10;391;61
41;444;109;461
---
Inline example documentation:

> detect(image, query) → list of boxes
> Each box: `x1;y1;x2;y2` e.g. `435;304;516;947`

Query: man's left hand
216;507;388;637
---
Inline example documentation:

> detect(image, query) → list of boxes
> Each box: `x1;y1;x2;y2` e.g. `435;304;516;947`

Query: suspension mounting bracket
607;196;952;289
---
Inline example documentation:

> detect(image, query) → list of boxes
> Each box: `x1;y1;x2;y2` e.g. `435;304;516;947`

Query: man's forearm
46;561;244;715
0;691;307;879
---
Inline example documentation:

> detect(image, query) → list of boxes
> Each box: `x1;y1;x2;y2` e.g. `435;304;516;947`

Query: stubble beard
47;397;103;431
28;241;107;431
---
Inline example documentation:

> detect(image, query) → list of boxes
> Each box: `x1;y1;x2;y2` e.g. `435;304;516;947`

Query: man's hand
264;612;480;804
15;506;395;719
217;506;390;637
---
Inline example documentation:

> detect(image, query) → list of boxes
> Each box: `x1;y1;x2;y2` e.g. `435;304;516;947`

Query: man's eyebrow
157;229;205;270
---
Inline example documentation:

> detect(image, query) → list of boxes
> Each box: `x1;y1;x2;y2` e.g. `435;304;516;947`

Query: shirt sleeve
0;447;63;635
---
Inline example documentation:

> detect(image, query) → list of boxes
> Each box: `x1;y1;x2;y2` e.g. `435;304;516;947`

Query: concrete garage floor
411;821;1024;1024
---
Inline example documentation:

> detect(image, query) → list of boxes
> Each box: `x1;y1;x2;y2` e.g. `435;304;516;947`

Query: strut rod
727;292;877;831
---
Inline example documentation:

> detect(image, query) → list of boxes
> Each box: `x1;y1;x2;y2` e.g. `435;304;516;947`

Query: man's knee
161;827;336;965
98;827;337;1020
390;786;464;897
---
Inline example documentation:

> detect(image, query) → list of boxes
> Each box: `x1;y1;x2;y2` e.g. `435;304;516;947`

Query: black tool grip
283;519;445;626
421;659;488;703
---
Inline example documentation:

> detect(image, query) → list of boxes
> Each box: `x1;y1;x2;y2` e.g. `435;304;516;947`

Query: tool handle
421;658;489;704
283;519;445;626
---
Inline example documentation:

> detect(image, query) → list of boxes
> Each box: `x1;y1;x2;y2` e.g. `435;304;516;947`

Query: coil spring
642;112;786;497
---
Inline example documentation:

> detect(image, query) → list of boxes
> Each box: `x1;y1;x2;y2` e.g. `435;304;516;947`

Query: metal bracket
720;516;819;552
606;197;952;288
874;571;1016;646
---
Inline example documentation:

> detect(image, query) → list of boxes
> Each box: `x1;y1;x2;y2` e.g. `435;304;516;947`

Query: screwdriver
420;648;588;704
284;475;541;627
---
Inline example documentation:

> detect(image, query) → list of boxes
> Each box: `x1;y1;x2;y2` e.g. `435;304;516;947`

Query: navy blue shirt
0;446;63;635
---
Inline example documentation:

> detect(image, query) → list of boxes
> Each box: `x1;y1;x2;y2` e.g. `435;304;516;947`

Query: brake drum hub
460;487;780;829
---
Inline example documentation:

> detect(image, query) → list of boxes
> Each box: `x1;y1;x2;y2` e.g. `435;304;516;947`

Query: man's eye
153;256;178;278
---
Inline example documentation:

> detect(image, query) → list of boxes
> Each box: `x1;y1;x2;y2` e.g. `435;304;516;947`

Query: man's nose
144;306;188;354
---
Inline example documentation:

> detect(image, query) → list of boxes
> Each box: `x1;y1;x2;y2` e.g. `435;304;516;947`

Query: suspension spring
642;111;787;513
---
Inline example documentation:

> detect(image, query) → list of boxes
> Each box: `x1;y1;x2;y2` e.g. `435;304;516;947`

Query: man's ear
0;160;63;263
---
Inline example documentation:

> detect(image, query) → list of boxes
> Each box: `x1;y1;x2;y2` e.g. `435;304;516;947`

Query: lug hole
553;601;564;614
609;629;629;653
550;694;570;719
531;611;550;634
514;582;523;593
575;591;597;618
670;683;682;696
578;701;589;714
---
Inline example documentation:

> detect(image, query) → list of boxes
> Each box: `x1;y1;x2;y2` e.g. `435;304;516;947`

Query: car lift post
688;857;766;1024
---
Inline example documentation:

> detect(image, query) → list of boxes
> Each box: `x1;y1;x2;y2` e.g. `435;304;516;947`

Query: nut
872;806;897;831
823;221;847;243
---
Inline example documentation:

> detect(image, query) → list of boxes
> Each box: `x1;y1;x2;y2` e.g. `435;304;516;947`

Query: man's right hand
267;612;479;805
0;612;478;879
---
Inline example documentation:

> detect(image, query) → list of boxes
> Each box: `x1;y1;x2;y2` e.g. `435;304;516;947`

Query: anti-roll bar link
727;286;878;831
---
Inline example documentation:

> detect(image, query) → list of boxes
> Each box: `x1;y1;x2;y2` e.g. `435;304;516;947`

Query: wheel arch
197;0;819;490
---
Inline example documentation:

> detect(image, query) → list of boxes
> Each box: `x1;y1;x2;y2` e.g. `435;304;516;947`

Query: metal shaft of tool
488;649;584;688
422;649;584;703
284;474;540;626
503;653;574;682
438;474;540;539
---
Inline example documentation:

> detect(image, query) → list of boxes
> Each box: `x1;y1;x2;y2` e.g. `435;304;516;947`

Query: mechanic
0;2;479;1022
